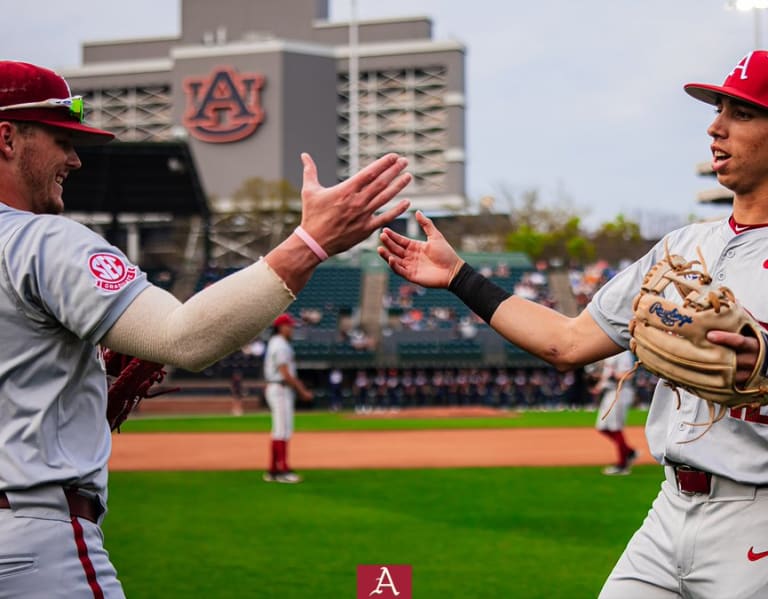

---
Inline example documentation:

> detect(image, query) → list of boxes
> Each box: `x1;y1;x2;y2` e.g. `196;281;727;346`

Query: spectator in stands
634;368;657;409
300;307;323;325
397;283;416;308
478;369;493;406
457;316;477;339
566;366;591;409
431;369;446;405
495;368;512;409
513;369;529;408
230;368;245;416
528;369;545;406
373;368;388;411
401;369;417;407
414;369;430;405
445;368;458;405
354;369;371;413
456;369;470;405
328;368;343;412
347;327;374;351
386;368;401;410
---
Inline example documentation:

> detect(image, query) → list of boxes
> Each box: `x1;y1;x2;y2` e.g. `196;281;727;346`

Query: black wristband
448;262;512;324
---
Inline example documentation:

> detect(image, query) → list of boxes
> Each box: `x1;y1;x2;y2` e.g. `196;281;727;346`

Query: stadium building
63;0;467;216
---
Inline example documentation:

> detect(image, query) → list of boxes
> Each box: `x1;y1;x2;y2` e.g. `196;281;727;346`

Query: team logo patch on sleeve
88;252;137;292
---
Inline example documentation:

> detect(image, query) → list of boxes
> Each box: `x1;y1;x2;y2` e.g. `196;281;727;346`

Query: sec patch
88;252;137;292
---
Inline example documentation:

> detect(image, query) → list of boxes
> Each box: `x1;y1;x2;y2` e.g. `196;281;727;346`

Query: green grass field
106;408;658;598
105;466;661;598
119;407;650;433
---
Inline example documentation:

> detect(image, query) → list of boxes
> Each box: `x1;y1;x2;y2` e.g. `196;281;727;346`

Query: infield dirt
109;407;653;471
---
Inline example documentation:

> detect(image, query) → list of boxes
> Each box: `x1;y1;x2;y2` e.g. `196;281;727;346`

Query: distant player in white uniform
0;60;411;598
263;313;312;483
594;351;638;475
379;50;768;599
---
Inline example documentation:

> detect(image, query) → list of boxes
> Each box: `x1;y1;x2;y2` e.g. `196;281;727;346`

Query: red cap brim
0;107;114;145
684;82;768;110
34;119;115;146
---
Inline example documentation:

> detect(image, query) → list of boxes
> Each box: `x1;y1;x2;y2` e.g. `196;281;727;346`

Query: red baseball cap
273;313;297;328
685;51;768;110
0;61;114;144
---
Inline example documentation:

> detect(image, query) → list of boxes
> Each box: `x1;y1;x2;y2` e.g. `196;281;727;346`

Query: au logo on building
357;565;412;599
183;66;265;143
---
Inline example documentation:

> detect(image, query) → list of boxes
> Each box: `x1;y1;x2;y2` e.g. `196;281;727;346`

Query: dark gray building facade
63;0;467;214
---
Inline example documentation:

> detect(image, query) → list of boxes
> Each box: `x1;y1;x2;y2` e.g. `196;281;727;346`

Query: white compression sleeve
101;259;295;371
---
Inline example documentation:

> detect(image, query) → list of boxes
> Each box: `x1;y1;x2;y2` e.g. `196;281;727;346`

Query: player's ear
0;121;17;158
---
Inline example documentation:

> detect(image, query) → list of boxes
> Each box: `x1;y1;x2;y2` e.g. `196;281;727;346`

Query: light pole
728;0;768;47
348;0;360;177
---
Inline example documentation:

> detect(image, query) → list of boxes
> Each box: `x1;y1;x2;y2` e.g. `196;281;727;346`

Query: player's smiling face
15;123;81;215
708;97;768;198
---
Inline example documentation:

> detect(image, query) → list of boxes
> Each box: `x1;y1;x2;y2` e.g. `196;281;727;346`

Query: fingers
301;152;319;192
379;227;412;258
365;169;412;214
362;156;409;200
706;330;759;351
369;199;411;230
342;153;401;195
377;245;407;277
415;210;442;239
377;245;392;265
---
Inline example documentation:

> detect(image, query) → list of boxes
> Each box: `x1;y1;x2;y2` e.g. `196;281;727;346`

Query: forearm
447;263;619;369
489;296;619;370
102;259;294;371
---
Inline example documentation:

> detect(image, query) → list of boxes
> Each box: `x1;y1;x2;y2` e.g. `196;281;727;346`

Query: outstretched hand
378;210;464;288
299;153;411;256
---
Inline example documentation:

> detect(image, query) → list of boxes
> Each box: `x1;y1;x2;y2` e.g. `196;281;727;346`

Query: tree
500;188;594;264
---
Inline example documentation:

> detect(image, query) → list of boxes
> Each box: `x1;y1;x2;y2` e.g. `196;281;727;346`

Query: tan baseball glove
628;245;768;435
103;349;179;431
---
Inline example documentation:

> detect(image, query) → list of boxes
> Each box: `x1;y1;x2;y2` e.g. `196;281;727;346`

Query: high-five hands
299;153;412;257
378;210;464;288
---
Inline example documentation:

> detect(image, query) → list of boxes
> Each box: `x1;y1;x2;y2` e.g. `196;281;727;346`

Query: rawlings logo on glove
103;349;179;431
627;244;768;439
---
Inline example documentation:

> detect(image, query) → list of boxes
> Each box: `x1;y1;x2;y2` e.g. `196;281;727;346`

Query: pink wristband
294;226;329;261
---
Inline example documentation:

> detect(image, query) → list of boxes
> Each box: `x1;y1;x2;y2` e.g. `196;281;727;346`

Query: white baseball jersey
263;333;295;383
588;217;768;483
263;333;296;440
0;205;149;507
595;351;635;432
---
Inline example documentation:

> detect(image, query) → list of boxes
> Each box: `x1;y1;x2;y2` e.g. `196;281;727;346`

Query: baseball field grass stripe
104;466;661;598
117;408;650;433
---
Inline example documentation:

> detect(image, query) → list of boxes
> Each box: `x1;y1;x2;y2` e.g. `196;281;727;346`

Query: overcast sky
1;1;761;233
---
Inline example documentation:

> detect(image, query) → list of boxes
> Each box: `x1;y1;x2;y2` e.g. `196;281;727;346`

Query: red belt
674;466;711;494
0;489;100;523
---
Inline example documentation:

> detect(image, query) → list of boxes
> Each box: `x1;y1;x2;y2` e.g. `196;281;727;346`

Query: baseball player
592;350;638;476
379;50;768;599
263;313;311;483
0;60;411;598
